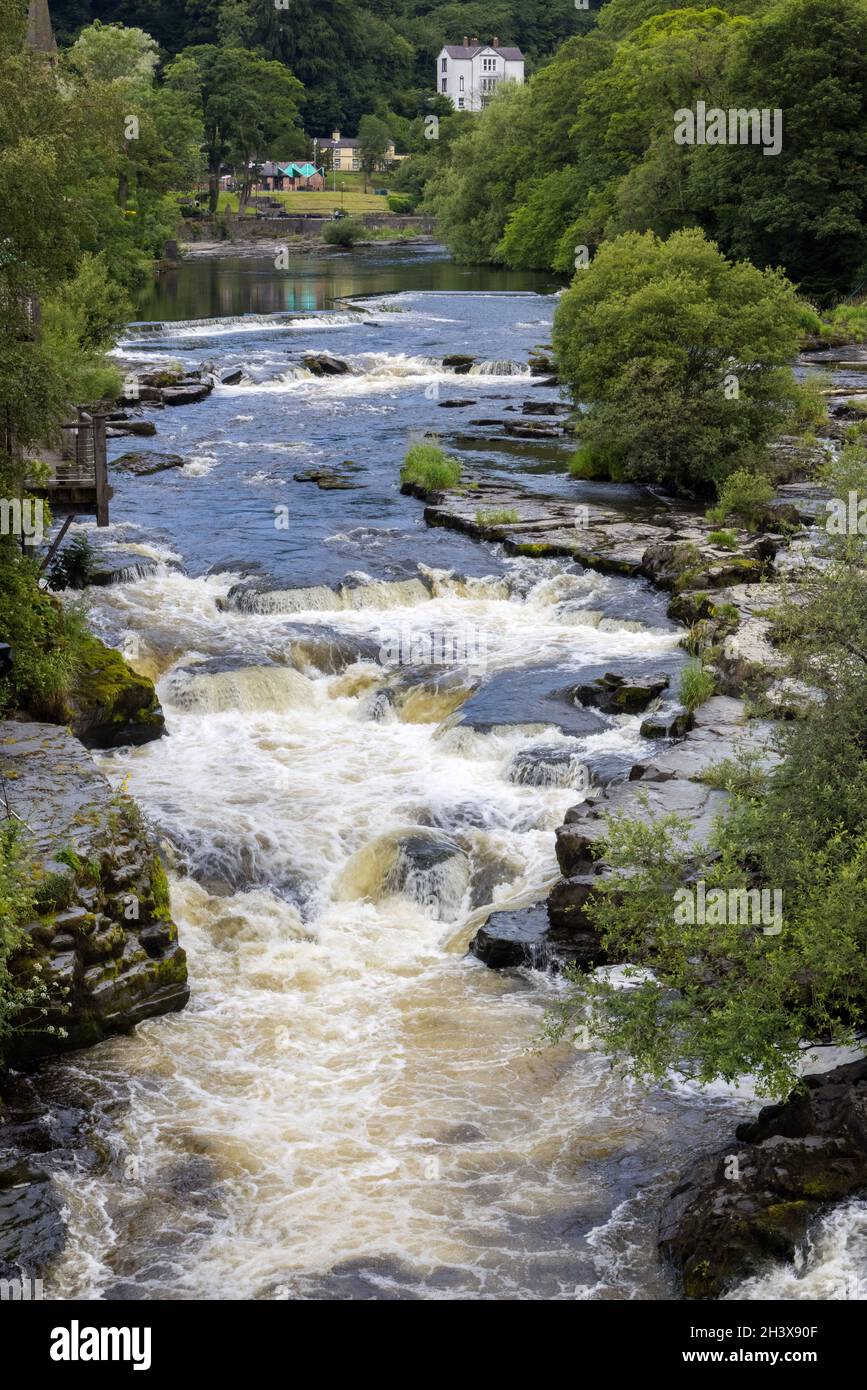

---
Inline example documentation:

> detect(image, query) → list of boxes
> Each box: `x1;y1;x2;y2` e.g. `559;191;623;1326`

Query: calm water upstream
48;246;865;1300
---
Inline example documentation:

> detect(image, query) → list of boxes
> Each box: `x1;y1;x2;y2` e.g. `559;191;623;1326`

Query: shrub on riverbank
0;822;43;1066
544;455;867;1097
323;219;365;247
552;229;814;496
0;546;89;721
400;444;461;491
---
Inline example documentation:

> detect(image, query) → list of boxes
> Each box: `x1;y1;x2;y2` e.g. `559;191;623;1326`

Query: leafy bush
400;444;461;491
679;658;715;711
0;545;89;719
544;488;867;1097
0;822;41;1065
47;534;97;591
387;194;415;214
553;229;810;495
323;219;365;247
706;469;774;528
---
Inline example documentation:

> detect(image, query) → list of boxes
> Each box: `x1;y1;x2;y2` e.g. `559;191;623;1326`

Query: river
47;245;866;1300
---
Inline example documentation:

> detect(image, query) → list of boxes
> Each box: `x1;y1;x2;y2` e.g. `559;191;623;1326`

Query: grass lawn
216;187;391;216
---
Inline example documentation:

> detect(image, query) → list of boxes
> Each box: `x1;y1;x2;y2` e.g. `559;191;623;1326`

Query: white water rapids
43;551;867;1300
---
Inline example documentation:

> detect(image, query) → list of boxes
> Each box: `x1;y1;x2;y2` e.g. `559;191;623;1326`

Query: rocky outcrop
0;721;188;1066
470;901;606;970
67;634;165;748
303;352;353;377
562;671;670;714
659;1058;867;1298
111;450;184;476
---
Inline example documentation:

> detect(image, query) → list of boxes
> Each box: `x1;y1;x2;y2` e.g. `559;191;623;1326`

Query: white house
436;37;525;112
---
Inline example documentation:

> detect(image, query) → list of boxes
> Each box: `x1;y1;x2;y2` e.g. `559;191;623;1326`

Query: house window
459;76;464;91
441;57;447;71
458;98;464;109
482;57;497;72
334;158;341;169
441;78;447;92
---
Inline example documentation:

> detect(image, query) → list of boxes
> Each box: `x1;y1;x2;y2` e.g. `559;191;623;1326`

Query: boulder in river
659;1058;867;1298
161;382;213;406
470;898;606;970
442;354;475;373
67;633;166;748
106;419;157;438
303;352;353;376
562;671;671;714
111;450;185;476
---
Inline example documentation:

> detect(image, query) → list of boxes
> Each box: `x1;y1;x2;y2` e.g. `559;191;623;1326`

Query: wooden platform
25;410;112;526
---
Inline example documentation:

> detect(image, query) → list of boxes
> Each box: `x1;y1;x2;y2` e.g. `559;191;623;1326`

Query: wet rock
563;671;670;714
111;451;185;476
0;721;188;1064
442;355;475;373
502;420;563;439
0;1163;65;1280
68;634;165;748
293;467;363;491
303;352;352;376
639;705;693;739
220;366;245;385
528;353;556;377
470;897;606;970
87;549;163;587
522;400;571;416
438;399;477;408
660;1058;867;1299
106;419;157;438
161;381;213;406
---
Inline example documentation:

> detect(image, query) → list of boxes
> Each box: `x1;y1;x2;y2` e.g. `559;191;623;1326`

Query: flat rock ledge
0;720;188;1065
659;1058;867;1298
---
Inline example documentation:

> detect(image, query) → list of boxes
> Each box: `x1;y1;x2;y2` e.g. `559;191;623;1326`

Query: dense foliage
545;444;867;1097
426;0;867;300
552;228;814;493
49;0;596;133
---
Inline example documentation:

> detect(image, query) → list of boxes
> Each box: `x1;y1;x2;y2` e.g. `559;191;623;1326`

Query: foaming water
47;262;838;1302
45;548;746;1301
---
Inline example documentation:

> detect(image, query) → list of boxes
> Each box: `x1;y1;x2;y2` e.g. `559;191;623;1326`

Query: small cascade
468;360;531;377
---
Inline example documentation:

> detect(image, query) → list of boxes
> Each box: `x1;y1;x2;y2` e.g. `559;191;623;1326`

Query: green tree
357;113;392;190
67;16;158;82
168;45;303;211
553;227;809;493
690;0;867;299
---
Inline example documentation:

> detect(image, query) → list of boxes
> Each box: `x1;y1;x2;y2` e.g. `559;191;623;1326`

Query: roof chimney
471;35;478;45
332;129;340;142
492;36;500;48
463;35;468;46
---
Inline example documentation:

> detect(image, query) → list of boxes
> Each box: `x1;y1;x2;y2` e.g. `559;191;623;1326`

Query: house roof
282;162;321;177
319;136;359;148
442;44;524;60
